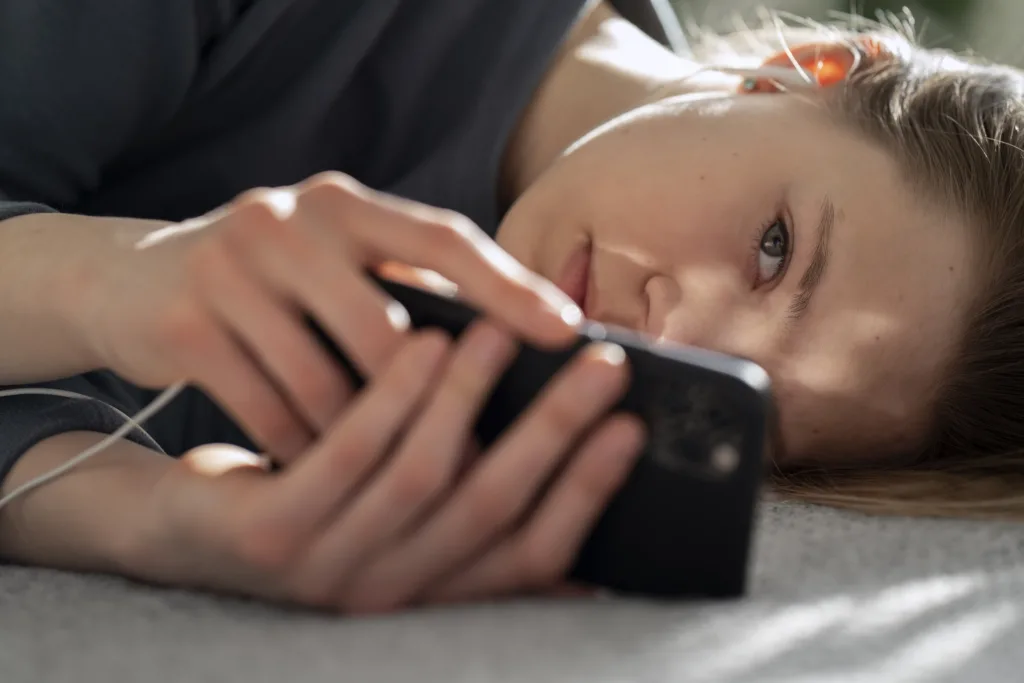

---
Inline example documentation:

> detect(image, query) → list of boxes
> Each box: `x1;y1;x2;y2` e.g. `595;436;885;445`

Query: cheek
569;136;757;267
590;175;750;272
515;119;773;289
772;312;936;464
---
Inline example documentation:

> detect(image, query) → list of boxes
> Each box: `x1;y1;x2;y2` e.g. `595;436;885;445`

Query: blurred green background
673;0;1023;65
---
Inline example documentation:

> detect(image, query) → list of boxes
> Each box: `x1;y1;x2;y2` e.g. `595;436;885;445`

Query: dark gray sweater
0;0;675;482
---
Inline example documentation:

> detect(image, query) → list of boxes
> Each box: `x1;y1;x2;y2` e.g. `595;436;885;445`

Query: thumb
180;443;273;478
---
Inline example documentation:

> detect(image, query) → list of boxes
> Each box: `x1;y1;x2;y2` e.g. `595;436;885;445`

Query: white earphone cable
0;382;186;511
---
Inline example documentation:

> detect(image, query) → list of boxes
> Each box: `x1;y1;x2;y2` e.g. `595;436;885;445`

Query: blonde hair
688;11;1024;521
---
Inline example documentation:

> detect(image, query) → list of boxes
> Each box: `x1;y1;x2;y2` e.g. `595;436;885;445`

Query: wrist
44;215;166;373
105;452;181;579
0;432;175;577
0;213;165;380
42;252;107;374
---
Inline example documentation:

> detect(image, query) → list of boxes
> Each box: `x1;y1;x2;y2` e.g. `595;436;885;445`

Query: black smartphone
307;275;775;599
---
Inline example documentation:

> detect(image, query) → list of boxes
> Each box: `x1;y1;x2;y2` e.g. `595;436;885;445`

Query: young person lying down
0;0;1021;613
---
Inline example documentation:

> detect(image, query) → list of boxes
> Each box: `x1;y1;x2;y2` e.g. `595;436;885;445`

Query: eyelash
750;214;793;288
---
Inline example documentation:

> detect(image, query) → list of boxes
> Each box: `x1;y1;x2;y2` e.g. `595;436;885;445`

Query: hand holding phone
140;318;638;614
308;275;775;599
18;272;771;615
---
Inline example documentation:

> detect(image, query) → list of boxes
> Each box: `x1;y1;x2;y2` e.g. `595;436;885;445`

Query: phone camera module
645;380;743;479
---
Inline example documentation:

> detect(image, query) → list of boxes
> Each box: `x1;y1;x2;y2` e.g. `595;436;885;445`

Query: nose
643;274;681;339
644;268;746;351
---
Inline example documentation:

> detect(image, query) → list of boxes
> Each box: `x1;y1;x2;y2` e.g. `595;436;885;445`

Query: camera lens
645;379;743;478
710;442;740;474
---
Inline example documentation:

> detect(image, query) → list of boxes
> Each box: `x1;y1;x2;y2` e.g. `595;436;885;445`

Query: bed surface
3;499;1023;682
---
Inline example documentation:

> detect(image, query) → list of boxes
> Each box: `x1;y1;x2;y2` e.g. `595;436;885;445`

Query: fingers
269;330;450;532
185;174;579;463
191;234;352;435
174;172;580;468
425;415;645;604
295;321;517;595
221;189;411;380
339;342;631;613
295;173;582;348
167;303;315;461
168;333;638;613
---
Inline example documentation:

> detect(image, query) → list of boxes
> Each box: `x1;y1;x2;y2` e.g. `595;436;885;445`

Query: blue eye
757;218;790;284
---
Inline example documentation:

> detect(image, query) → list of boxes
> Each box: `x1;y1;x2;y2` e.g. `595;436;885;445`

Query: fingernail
558;302;584;328
590;342;626;366
386;301;410;332
582;343;627;393
534;283;581;327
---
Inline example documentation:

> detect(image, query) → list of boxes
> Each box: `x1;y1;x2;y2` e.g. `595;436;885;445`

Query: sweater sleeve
0;0;201;218
0;373;165;486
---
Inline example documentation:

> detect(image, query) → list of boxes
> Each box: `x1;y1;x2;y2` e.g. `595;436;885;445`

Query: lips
556;239;591;316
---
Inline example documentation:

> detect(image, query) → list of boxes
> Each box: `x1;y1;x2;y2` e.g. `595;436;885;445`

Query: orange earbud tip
738;46;858;94
813;59;847;87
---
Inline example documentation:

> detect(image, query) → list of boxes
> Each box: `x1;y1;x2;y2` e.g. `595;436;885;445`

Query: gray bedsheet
3;500;1023;682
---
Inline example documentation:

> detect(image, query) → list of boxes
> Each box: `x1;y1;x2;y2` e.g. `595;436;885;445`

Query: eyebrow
787;197;835;321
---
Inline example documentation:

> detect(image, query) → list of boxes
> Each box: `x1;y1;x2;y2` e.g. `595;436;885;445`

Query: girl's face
495;91;974;465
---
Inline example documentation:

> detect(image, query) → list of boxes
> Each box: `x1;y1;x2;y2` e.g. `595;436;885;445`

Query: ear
741;38;884;93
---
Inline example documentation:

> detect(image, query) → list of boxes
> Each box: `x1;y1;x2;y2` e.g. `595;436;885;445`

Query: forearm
502;0;732;201
0;213;163;384
0;431;173;575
